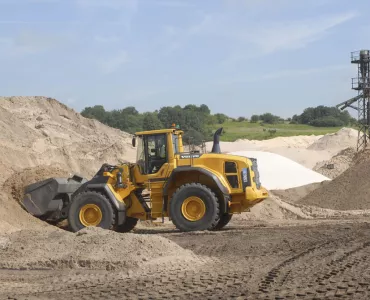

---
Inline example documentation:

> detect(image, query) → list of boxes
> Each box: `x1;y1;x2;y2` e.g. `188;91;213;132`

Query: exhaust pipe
211;127;223;153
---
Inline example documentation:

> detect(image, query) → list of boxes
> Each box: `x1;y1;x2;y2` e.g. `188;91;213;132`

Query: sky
0;0;368;118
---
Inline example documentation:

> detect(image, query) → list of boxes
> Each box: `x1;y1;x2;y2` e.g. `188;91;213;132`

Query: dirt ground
1;219;370;300
1;97;368;300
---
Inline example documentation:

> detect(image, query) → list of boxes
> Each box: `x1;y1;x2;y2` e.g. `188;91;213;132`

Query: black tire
68;190;115;232
211;213;233;231
116;217;138;233
169;183;220;232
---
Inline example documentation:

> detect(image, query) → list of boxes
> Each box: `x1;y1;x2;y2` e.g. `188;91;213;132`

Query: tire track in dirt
2;222;370;300
257;236;370;299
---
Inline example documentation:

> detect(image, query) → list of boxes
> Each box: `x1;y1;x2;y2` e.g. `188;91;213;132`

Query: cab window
146;134;167;174
172;133;179;154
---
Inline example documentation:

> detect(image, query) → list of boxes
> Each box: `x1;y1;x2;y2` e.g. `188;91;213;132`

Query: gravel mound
298;150;370;210
313;147;356;179
0;226;202;271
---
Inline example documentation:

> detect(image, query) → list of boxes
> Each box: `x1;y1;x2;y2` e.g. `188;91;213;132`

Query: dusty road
1;219;370;300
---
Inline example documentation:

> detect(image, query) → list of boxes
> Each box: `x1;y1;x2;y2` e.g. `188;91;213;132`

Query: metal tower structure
336;50;370;151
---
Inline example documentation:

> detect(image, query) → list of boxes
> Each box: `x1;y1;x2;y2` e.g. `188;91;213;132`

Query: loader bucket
21;175;87;218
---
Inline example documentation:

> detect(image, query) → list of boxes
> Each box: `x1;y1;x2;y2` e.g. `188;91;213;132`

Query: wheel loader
22;125;268;232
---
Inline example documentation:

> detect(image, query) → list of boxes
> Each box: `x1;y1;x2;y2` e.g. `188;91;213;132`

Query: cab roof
135;128;184;136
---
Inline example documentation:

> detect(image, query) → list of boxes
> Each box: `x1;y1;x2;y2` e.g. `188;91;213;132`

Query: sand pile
232;195;311;222
0;96;135;185
0;165;70;233
0;226;206;270
229;151;330;190
3;165;70;204
0;191;48;233
0;96;136;233
298;150;370;210
209;127;358;169
313;147;356;179
307;128;358;151
271;182;328;204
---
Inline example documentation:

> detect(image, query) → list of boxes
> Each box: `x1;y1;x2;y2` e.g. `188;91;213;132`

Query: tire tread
170;183;220;232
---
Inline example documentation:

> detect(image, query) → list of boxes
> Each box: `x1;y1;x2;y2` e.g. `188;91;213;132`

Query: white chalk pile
228;151;331;190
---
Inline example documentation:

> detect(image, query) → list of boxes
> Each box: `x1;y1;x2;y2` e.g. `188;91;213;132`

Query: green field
210;121;343;142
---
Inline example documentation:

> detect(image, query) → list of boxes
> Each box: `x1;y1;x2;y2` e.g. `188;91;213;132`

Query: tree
81;105;107;122
250;115;259;123
199;104;211;115
259;113;280;124
310;116;345;127
238;117;246;122
294;105;353;127
121;106;139;116
143;112;163;130
214;113;228;124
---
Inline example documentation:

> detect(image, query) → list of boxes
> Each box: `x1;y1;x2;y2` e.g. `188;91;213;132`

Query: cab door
134;133;172;217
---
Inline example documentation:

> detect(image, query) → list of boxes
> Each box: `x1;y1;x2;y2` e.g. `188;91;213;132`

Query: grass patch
209;121;343;142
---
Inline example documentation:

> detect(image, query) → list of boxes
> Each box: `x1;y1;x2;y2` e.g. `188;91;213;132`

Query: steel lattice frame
351;50;370;152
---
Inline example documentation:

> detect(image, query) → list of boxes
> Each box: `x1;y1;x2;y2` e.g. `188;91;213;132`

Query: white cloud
99;51;130;74
242;11;357;54
162;3;357;61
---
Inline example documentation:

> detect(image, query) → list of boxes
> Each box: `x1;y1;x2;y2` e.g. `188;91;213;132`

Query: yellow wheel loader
22;125;268;232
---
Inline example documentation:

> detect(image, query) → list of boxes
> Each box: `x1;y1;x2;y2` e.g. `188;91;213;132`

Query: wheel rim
181;196;206;221
79;204;103;226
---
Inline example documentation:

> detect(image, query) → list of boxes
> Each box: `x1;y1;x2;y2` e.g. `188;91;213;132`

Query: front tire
116;217;138;233
211;214;232;231
68;191;115;232
170;183;220;232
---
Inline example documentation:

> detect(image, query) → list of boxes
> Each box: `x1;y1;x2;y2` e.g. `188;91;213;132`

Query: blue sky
0;0;368;118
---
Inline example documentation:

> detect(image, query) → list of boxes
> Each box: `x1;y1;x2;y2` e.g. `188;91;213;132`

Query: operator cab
132;124;183;175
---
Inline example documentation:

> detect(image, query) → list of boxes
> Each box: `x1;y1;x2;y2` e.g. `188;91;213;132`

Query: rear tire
68;190;115;232
170;183;220;232
116;217;138;233
211;214;232;231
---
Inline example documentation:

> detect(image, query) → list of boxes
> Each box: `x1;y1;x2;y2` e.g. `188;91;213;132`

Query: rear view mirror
132;136;136;147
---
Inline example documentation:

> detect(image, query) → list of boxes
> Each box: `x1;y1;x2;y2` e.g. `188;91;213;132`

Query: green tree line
81;104;356;144
81;104;222;144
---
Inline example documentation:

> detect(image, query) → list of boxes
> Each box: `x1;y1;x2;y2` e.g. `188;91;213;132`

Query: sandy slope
0;96;137;232
299;149;370;210
0;96;136;185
